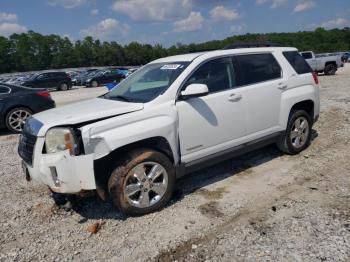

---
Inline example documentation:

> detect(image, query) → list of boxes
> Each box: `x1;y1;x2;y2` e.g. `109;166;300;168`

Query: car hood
32;98;144;136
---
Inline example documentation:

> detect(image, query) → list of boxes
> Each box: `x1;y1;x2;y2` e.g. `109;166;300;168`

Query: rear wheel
324;64;337;75
277;110;312;155
5;107;32;133
59;82;68;91
108;149;175;216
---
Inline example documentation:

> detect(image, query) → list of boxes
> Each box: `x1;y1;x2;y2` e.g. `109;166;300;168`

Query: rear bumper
22;137;96;194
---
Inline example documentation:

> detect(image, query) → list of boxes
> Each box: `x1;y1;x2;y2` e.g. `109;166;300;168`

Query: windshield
28;73;39;80
104;62;189;103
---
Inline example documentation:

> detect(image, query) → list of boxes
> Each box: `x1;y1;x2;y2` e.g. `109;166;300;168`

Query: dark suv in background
84;69;126;87
21;72;72;91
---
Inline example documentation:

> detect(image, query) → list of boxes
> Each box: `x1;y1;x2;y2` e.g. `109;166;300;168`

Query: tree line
0;27;349;74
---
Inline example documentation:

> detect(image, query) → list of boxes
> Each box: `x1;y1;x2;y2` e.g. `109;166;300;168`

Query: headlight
86;79;91;82
45;128;79;155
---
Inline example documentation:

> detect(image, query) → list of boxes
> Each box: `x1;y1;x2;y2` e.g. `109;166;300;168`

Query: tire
52;192;67;206
108;149;175;216
59;82;68;91
91;81;98;88
324;64;337;75
5;107;32;133
277;110;312;155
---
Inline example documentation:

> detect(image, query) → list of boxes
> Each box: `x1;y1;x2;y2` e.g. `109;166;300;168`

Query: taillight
312;71;318;84
37;90;51;98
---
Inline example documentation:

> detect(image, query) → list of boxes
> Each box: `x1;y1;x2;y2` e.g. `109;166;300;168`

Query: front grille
18;131;37;166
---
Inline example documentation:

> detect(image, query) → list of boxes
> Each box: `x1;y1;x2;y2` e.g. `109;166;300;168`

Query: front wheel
91;80;98;88
277;110;312;155
108;149;175;216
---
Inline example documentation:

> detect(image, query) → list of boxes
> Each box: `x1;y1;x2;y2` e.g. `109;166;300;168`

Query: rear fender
279;85;318;129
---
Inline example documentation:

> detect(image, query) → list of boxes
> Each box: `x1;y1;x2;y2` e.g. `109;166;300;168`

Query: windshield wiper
108;95;133;102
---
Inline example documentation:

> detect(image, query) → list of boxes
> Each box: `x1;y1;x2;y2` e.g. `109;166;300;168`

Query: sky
0;0;349;46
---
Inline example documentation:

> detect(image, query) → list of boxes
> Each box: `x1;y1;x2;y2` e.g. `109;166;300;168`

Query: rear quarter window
233;53;282;86
283;51;312;75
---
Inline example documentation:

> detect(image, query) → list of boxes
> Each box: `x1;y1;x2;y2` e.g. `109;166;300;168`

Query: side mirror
180;84;209;100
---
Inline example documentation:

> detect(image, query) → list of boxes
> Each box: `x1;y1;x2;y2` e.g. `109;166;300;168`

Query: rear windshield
283;51;312;74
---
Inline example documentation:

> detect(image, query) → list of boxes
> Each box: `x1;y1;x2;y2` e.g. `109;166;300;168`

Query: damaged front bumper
22;137;96;194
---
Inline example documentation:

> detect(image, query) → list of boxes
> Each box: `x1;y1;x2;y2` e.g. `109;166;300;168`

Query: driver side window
185;57;236;93
37;73;49;80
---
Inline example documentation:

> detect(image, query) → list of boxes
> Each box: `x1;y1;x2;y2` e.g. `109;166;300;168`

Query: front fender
81;107;179;164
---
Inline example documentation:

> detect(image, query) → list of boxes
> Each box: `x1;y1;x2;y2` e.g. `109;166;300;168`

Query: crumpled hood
32;98;144;136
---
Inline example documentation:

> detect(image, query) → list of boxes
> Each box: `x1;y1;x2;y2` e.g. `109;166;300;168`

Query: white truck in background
300;51;342;75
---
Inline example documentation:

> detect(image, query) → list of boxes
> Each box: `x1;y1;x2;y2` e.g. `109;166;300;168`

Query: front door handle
228;93;242;102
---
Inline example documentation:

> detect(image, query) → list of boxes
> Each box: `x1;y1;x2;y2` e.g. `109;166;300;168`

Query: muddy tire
324;63;337;75
108;149;175;216
277;110;312;155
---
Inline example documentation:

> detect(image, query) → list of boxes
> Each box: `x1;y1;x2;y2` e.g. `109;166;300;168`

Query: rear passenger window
233;53;282;86
283;51;312;74
186;57;235;93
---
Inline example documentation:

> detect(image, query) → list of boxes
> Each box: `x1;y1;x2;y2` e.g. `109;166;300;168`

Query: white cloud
0;22;27;36
173;11;204;33
112;0;191;22
81;18;130;40
210;6;240;21
91;8;99;16
256;0;287;8
271;0;287;8
294;1;316;12
0;12;17;22
321;18;348;29
230;24;247;34
48;0;88;9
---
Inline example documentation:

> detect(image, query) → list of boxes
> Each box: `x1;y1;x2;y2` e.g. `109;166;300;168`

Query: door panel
233;53;282;136
177;57;246;163
177;90;246;162
239;79;282;134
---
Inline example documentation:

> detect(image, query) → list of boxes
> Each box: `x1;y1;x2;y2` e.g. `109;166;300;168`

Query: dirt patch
195;187;227;200
198;201;224;218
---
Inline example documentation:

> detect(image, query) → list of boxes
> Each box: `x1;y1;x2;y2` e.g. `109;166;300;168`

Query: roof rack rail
223;42;281;49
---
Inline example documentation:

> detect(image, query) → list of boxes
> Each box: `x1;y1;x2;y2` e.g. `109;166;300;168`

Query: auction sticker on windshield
160;64;181;70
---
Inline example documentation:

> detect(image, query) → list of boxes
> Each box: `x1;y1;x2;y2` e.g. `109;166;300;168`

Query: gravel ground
0;65;349;261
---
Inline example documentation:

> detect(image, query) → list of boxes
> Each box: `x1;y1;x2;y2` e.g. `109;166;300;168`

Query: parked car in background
20;72;72;91
84;69;126;87
128;68;139;76
0;84;55;133
300;51;342;75
20;47;320;216
341;52;350;63
71;69;99;86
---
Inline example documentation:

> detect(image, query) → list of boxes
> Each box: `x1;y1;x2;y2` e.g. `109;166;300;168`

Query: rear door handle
277;83;288;90
228;93;242;102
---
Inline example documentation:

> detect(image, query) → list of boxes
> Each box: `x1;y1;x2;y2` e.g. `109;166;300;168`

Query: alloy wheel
123;162;168;208
8;109;31;132
290;116;309;148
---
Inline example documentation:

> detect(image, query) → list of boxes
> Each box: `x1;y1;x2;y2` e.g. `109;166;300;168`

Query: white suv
19;47;320;216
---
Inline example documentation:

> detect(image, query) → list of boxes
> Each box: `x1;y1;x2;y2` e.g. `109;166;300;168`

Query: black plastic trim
176;132;281;178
